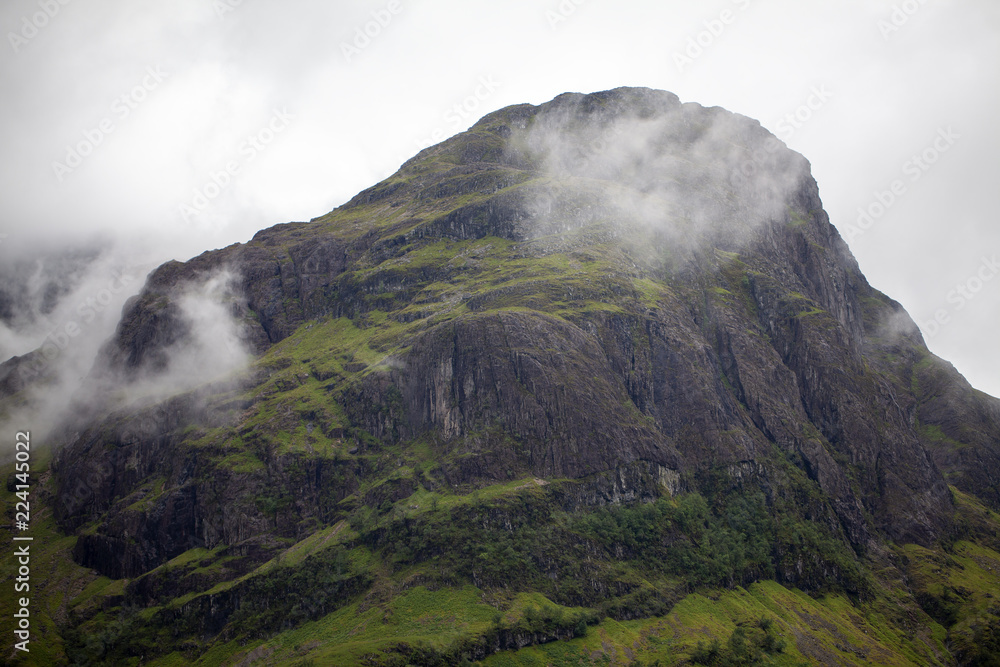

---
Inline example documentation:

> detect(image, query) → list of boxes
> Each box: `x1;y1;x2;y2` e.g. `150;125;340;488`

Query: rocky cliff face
29;88;1000;663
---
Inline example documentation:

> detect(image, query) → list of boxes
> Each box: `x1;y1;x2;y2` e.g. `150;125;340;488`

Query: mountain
3;87;1000;665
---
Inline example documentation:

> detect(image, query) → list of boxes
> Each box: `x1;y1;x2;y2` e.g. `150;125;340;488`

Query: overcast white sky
1;0;997;397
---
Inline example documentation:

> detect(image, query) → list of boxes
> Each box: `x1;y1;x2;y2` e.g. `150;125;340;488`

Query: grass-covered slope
4;449;1000;664
2;87;999;665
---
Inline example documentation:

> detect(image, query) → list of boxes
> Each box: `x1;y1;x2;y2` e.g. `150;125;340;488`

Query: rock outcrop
35;89;1000;657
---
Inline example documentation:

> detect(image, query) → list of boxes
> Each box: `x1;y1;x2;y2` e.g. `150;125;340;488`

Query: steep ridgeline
14;88;1000;664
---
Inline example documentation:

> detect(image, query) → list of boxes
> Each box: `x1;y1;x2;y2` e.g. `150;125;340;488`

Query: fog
0;255;251;450
99;267;252;404
517;91;809;256
1;0;998;443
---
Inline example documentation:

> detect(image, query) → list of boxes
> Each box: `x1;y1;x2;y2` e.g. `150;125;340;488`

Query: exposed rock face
49;87;998;588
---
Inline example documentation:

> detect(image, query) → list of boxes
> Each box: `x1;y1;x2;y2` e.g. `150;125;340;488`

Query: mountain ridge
3;86;999;665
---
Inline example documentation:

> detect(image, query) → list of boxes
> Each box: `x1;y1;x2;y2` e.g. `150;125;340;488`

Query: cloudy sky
1;0;998;397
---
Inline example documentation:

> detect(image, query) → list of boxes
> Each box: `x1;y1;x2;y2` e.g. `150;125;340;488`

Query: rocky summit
3;87;1000;665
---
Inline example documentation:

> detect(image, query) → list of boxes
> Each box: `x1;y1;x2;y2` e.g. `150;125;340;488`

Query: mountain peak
337;87;811;270
7;88;1000;665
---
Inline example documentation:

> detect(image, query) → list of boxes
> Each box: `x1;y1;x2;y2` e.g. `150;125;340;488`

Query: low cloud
0;239;150;449
125;267;252;402
514;90;810;262
0;252;252;457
